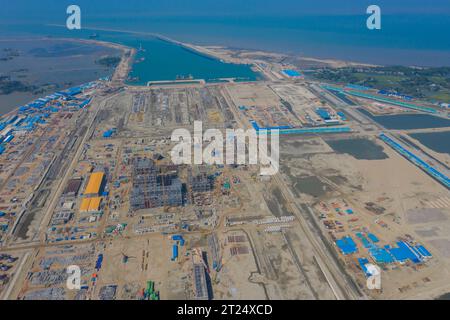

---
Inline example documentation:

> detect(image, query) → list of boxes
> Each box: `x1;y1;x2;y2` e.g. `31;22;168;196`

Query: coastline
45;24;254;66
1;25;450;302
0;37;133;118
46;37;135;84
45;24;378;70
3;26;447;119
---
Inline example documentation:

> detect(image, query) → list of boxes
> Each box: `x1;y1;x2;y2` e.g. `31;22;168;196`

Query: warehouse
84;172;106;196
130;157;183;210
63;178;83;197
51;212;73;225
80;197;102;213
192;251;210;300
88;197;102;212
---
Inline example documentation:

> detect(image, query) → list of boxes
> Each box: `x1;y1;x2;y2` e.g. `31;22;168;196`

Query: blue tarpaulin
172;245;178;261
356;233;371;248
283;69;302;77
416;245;432;258
369;247;395;264
336;236;358;255
368;233;380;243
95;254;104;270
388;241;422;263
358;258;371;277
103;129;116;138
316;108;331;120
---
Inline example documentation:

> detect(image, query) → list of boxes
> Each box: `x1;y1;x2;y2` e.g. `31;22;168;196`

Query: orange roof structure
80;197;103;213
84;172;105;195
80;198;91;212
88;197;102;212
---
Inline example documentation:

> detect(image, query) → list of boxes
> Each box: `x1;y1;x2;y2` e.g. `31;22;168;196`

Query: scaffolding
192;250;210;300
130;157;183;210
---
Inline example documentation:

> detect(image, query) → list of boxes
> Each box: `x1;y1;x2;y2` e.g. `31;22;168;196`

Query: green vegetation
311;66;450;103
96;56;121;68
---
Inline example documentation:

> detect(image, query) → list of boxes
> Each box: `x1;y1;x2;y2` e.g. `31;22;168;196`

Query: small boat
138;43;146;52
176;74;194;80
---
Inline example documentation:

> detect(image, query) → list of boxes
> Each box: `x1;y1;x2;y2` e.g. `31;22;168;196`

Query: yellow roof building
79;197;102;213
80;198;91;212
88;197;102;212
84;172;105;195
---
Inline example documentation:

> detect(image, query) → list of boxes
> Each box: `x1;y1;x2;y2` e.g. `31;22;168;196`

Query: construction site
0;38;450;301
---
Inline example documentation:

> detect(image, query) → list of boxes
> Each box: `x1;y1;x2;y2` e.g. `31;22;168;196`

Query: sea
4;13;450;66
1;13;450;114
0;23;261;114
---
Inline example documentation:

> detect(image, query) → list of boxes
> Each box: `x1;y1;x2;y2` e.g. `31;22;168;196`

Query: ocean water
2;13;450;67
2;13;450;113
114;34;261;84
0;24;260;115
1;24;261;83
83;14;450;67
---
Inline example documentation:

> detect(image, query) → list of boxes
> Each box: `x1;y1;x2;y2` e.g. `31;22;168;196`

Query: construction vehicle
144;280;160;300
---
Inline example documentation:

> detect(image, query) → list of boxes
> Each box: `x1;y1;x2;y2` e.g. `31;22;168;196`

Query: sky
1;0;449;22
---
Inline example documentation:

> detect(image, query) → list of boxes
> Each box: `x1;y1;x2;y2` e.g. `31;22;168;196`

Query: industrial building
189;172;215;206
80;197;103;213
192;251;210;300
130;157;183;210
84;172;106;196
51;212;73;225
63;178;83;197
190;173;214;193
